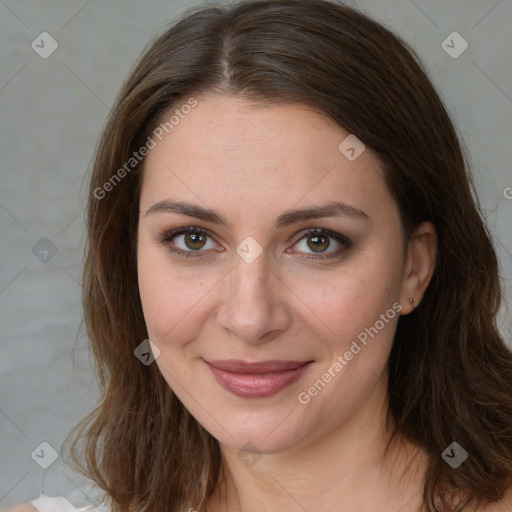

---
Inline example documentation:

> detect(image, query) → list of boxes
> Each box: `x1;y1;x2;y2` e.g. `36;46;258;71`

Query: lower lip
206;361;313;398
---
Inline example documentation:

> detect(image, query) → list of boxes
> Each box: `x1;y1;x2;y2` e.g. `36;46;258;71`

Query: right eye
159;227;222;258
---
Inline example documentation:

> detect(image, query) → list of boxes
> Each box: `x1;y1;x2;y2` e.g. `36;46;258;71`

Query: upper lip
205;359;312;373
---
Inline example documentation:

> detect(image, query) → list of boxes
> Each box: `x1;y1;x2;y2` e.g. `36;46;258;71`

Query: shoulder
1;495;104;512
0;504;36;512
475;486;512;511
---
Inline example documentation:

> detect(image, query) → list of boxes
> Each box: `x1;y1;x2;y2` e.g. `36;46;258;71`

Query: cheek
137;239;220;348
288;243;404;346
137;223;405;352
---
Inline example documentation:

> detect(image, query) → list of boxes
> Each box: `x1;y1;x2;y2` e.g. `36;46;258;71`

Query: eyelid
160;226;215;243
289;227;352;248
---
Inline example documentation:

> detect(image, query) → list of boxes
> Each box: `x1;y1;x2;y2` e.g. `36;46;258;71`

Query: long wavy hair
64;0;512;510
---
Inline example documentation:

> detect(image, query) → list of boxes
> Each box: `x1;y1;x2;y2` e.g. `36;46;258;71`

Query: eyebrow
145;200;370;227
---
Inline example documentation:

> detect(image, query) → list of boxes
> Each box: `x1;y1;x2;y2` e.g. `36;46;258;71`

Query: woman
8;0;512;510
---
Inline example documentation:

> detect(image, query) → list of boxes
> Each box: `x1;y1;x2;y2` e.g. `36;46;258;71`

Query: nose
216;251;291;344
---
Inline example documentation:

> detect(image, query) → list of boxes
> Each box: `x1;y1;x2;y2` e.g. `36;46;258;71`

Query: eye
159;226;351;261
160;227;220;258
290;228;351;260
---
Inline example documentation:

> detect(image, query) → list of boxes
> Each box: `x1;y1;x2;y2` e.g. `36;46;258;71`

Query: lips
205;359;313;398
207;359;312;373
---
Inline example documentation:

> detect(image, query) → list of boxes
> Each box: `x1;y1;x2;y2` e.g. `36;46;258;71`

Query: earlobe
400;221;437;315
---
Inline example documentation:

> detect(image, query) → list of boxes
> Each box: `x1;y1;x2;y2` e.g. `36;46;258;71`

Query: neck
204;375;427;512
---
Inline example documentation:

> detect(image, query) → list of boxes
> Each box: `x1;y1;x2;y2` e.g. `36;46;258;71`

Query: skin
136;93;436;512
7;95;512;512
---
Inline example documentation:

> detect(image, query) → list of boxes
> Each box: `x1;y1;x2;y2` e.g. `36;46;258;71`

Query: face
137;94;410;454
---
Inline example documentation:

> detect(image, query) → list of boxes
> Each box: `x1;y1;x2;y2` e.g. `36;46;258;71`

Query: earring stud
409;297;417;309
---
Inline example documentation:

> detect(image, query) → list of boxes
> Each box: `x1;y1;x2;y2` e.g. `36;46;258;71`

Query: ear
400;221;437;314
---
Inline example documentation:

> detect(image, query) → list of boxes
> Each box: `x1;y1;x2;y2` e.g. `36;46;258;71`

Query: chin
192;396;323;455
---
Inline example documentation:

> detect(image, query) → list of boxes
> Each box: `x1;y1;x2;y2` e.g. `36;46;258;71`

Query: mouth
204;359;314;398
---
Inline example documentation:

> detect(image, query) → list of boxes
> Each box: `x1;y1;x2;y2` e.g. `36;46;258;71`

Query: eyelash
159;226;352;261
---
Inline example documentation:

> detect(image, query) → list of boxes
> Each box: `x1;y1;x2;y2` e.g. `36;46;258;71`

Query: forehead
139;94;395;228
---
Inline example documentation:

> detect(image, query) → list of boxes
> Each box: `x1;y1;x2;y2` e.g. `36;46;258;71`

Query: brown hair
64;0;512;510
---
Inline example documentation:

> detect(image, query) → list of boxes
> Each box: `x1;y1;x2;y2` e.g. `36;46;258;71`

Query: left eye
290;228;350;259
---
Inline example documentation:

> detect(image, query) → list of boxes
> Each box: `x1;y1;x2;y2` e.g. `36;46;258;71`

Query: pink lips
205;359;313;398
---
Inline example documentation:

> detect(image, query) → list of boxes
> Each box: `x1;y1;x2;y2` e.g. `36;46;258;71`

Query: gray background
1;0;511;508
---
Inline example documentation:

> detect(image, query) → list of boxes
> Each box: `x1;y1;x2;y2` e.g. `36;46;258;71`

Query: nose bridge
217;251;284;342
233;252;270;298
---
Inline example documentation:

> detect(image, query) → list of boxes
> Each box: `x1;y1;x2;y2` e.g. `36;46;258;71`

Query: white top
30;495;106;512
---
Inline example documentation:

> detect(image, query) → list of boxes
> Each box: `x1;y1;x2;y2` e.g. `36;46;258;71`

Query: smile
204;359;314;398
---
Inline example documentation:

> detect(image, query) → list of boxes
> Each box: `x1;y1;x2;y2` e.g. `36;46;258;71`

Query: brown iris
184;231;207;250
307;234;330;252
